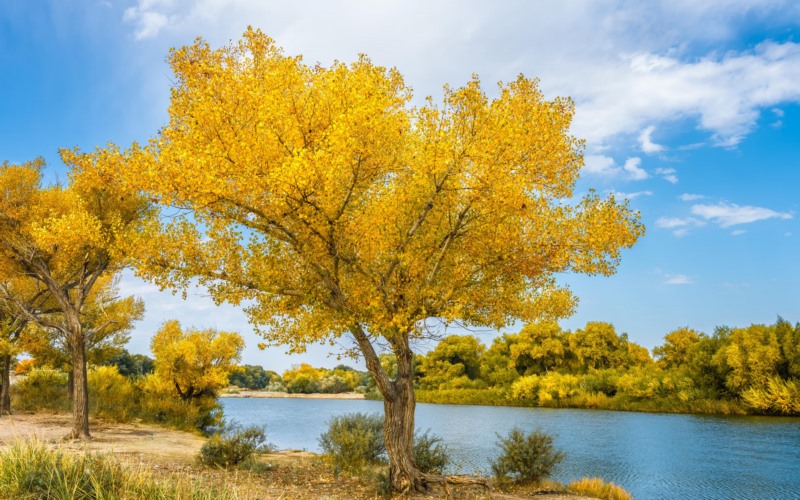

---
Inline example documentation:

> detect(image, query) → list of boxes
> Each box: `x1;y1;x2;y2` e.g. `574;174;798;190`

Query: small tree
150;320;244;401
0;156;152;438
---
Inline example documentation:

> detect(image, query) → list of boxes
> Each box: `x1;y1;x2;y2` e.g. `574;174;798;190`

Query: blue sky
2;1;798;372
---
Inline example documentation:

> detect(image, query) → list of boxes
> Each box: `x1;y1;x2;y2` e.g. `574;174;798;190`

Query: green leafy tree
510;322;567;376
568;322;630;371
229;364;272;390
653;327;702;369
105;349;155;378
418;335;485;390
712;324;781;395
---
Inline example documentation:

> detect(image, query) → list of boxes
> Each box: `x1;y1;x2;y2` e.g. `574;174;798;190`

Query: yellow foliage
150;320;244;400
82;28;643;358
87;365;136;421
567;477;632;500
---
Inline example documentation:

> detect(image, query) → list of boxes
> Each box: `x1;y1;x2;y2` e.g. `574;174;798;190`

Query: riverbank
0;413;598;499
220;389;365;399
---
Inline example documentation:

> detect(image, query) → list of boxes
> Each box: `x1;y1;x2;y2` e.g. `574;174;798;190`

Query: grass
0;439;233;499
567;477;632;500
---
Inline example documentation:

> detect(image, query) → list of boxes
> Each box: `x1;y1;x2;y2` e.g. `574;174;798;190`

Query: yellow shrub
88;365;136;421
567;477;632;500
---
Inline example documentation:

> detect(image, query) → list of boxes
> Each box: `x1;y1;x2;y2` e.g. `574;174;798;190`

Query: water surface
221;398;800;499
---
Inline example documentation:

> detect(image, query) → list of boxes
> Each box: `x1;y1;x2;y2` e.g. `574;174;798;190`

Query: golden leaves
80;30;643;347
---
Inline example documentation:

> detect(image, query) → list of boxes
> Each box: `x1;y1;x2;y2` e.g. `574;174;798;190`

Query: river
220;398;800;499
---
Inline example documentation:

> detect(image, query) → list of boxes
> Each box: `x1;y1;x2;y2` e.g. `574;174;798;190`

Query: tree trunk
68;333;91;440
1;354;11;415
384;371;426;492
382;336;428;492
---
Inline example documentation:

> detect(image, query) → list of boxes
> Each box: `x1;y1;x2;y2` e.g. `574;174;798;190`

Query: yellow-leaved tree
0;154;152;439
149;320;244;402
87;29;643;490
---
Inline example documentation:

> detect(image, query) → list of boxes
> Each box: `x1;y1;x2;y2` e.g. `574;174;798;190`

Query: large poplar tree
89;29;643;490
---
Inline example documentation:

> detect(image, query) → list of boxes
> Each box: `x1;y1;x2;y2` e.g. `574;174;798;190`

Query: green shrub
88;365;136;421
491;428;564;485
318;413;450;475
0;439;230;499
412;429;450;474
199;423;270;467
11;368;69;412
319;412;385;474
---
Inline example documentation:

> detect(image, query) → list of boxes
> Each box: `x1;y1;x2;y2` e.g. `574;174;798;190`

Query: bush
319;412;385;474
88;365;136;421
0;439;230;499
413;429;450;474
491;428;564;485
136;373;222;434
199;423;270;467
11;368;69;412
318;413;450;475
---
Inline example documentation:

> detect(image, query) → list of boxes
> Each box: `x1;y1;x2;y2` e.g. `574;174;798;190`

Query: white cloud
655;216;705;236
679;193;705;201
119;1;800;150
612;190;653;200
731;229;747;236
690;202;793;227
639;125;665;153
583;155;648;180
664;274;693;285
655;167;678;184
623;157;649;180
583;155;618;176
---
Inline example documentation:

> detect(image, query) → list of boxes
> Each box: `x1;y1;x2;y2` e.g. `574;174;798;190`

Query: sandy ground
220;389;366;399
0;413;593;499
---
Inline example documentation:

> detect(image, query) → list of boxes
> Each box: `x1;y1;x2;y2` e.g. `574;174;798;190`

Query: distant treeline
411;317;800;415
97;317;800;416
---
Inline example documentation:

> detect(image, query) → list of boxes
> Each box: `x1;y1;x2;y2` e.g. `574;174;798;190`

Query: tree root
61;430;92;442
420;473;493;496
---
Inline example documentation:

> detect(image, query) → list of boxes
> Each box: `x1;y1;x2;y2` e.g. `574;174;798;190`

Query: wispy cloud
639;125;665;153
691;202;793;227
679;193;705;201
664;274;693;285
584;155;648;180
655;216;705;236
612;190;653;200
655;167;678;184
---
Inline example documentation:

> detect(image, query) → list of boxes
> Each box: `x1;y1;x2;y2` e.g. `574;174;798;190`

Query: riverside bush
491;428;564;485
199;423;270;467
319;413;451;475
319;412;385;474
11;368;69;412
412;429;449;474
